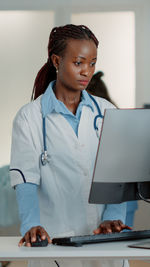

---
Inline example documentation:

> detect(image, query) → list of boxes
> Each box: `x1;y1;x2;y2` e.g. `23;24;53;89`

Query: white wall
0;11;54;166
72;11;135;108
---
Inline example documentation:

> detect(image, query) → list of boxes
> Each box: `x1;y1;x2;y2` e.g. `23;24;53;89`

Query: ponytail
31;60;56;100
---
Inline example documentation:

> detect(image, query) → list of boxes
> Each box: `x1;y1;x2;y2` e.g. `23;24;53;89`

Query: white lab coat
10;95;129;267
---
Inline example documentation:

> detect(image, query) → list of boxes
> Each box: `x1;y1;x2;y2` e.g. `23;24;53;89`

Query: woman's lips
78;80;89;86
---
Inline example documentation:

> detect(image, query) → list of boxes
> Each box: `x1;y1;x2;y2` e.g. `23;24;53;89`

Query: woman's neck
54;82;81;115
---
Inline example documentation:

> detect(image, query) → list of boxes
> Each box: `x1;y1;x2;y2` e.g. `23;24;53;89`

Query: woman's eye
74;61;81;66
90;62;96;67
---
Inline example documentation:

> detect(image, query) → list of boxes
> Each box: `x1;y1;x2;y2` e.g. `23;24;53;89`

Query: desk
0;237;150;261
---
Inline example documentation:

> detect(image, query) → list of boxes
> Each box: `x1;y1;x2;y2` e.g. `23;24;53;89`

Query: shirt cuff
102;202;127;224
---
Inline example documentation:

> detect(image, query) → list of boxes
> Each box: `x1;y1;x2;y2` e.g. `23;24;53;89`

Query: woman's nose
80;65;90;76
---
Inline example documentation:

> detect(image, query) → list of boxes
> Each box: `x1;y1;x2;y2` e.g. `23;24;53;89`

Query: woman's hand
18;226;51;247
93;220;132;234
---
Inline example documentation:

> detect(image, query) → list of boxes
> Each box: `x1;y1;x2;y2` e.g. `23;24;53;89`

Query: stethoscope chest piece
41;151;50;166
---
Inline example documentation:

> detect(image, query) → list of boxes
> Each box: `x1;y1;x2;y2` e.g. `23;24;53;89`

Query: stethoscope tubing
89;94;104;132
41;117;48;165
42;117;47;152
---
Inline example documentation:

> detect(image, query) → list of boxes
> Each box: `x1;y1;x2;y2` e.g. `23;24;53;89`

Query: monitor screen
89;109;150;204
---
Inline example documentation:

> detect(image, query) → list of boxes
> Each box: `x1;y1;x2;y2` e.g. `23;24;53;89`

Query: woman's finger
30;227;38;242
18;237;25;247
24;231;31;247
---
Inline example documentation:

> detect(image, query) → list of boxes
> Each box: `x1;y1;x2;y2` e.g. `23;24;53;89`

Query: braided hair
31;24;99;100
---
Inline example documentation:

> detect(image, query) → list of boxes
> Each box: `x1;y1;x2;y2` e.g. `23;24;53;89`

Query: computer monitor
89;109;150;204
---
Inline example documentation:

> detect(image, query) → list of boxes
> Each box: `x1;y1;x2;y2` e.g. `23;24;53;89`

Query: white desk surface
0;237;150;261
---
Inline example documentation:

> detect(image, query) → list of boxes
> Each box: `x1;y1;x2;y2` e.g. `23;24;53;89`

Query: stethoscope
41;94;104;166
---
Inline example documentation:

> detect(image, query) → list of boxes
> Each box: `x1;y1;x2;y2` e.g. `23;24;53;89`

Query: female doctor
10;24;130;267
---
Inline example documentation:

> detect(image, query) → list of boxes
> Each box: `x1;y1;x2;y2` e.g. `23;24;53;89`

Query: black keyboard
52;230;150;246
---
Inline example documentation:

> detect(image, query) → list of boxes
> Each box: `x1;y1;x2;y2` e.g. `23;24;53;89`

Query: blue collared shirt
41;80;94;136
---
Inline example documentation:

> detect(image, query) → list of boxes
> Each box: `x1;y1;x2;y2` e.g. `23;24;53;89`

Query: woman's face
56;39;97;92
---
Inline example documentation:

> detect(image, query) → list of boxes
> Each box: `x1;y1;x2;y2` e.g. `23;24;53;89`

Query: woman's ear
51;54;60;71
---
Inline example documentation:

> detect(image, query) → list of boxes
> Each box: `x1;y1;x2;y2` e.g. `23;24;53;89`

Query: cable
54;260;60;267
137;183;150;203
